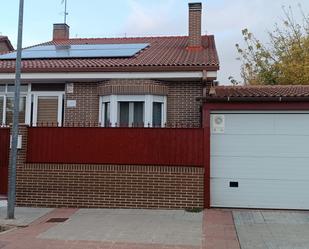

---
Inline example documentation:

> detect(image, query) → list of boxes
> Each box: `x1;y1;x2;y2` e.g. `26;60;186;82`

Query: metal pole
7;0;24;220
64;0;67;24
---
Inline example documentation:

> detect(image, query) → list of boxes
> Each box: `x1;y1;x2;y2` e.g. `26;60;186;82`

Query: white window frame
0;94;5;126
32;92;64;127
99;95;167;127
0;83;31;126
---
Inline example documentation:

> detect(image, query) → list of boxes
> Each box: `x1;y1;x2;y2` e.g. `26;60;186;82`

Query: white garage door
210;112;309;210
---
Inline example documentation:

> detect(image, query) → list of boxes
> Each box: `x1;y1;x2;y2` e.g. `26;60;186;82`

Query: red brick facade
98;79;168;96
167;81;203;127
64;80;203;127
64;82;100;125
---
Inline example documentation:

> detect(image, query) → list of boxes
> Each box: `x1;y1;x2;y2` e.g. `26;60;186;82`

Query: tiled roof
207;85;309;101
0;35;219;73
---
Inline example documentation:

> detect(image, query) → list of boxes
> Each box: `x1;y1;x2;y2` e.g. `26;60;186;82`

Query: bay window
100;95;166;127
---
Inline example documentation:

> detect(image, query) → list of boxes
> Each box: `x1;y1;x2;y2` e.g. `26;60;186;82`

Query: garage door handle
229;181;239;188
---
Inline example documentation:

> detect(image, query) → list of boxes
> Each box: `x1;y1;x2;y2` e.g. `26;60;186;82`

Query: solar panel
0;43;149;60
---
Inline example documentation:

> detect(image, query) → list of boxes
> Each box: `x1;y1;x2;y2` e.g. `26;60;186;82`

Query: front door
0;128;10;195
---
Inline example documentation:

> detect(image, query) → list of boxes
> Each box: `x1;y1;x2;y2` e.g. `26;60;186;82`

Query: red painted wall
27;127;204;166
0;128;10;195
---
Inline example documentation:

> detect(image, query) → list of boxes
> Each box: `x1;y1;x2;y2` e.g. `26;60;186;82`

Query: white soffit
0;71;217;81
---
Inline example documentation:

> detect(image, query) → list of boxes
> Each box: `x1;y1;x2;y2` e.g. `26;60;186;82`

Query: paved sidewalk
234;210;309;249
0;207;53;226
0;208;240;249
39;209;203;246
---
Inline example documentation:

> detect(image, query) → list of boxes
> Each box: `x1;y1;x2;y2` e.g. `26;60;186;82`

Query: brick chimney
188;2;202;49
53;23;70;40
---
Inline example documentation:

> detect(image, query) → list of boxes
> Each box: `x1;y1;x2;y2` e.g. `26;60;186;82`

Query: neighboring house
0;36;14;54
0;2;219;128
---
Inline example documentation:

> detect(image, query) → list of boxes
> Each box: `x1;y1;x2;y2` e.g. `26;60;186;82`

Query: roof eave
0;65;220;74
200;96;309;102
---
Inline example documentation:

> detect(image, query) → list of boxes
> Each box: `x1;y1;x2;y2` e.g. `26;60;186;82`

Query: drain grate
0;226;9;233
0;225;13;234
46;218;68;223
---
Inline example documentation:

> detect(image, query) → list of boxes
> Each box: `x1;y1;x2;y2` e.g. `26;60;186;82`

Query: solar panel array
0;43;150;60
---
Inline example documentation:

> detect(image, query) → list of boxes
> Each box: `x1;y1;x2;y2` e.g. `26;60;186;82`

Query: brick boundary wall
13;126;205;209
16;164;204;209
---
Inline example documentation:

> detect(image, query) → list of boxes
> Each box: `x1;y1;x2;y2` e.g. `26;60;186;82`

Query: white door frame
32;92;64;126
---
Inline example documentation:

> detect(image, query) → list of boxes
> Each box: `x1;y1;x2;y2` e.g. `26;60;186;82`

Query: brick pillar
8;125;28;168
8;126;28;200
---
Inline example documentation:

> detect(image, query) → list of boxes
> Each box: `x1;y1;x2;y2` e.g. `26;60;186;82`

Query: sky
1;0;309;84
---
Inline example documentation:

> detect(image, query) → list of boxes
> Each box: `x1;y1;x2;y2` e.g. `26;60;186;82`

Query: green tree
235;6;309;85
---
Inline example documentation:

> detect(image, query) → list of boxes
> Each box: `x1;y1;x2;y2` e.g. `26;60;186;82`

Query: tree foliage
235;5;309;85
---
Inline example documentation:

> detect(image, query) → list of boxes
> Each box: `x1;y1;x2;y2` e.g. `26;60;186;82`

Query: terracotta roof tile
0;35;219;73
207;85;309;100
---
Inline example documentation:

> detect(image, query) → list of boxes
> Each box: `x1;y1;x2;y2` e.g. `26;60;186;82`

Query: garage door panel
211;178;309;209
211;114;309;135
211;134;309;158
211;156;309;180
275;114;309;135
210;113;309;210
211;114;276;135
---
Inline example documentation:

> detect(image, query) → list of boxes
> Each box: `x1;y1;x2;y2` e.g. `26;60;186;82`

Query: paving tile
202;210;240;249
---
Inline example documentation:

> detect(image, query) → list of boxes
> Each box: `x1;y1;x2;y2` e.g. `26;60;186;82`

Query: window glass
0;85;5;92
119;102;129;126
153;102;162;127
133;102;144;126
119;101;144;127
0;96;3;124
104;102;110;127
7;84;28;92
5;96;26;124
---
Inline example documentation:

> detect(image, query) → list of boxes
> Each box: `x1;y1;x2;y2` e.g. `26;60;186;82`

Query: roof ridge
63;34;213;41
